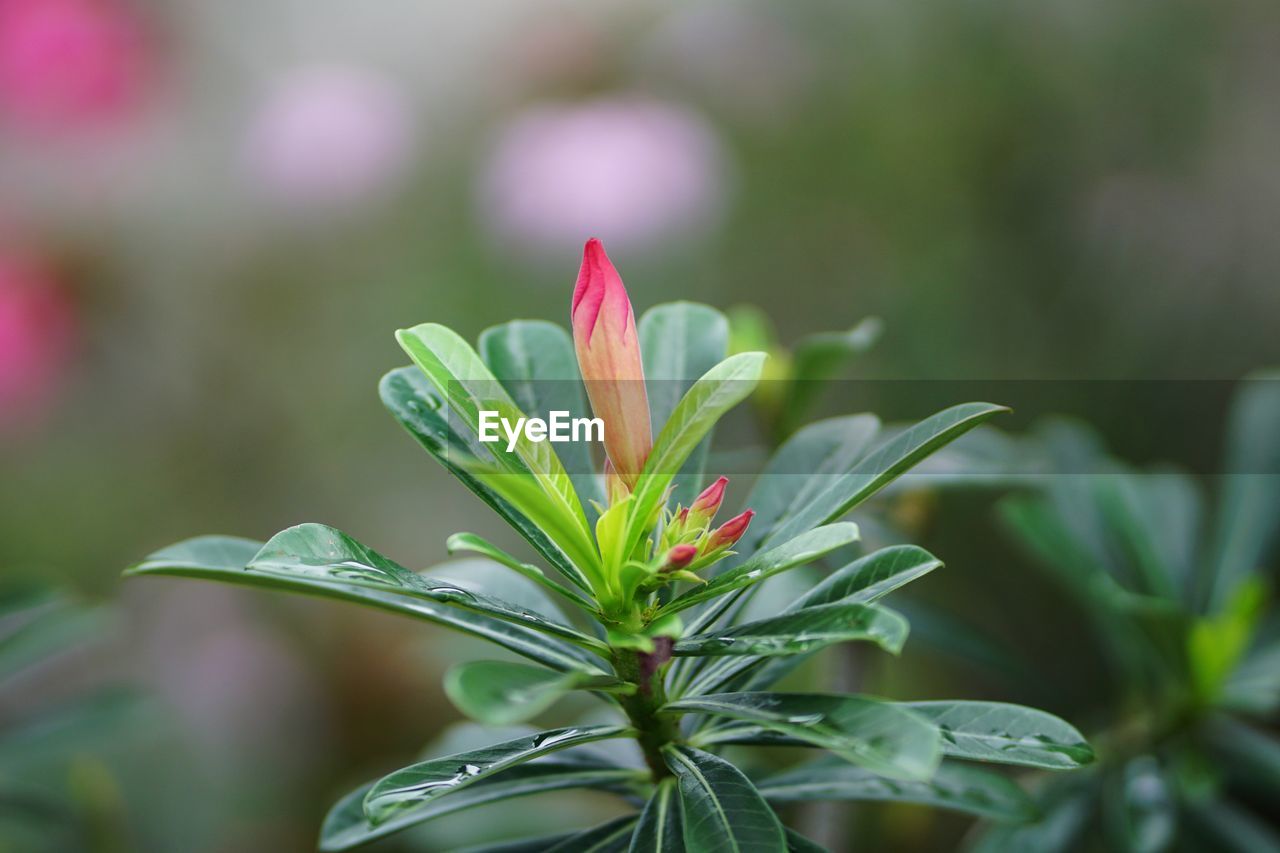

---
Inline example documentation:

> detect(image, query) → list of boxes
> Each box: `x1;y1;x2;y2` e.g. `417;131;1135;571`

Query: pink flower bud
707;509;754;551
688;476;728;525
663;544;698;572
572;238;652;486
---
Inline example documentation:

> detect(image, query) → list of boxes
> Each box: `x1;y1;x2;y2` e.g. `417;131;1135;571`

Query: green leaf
639;302;730;506
623;352;767;560
381;366;593;592
249;524;608;654
319;759;643;851
780;318;881;435
127;534;603;674
362;725;631;824
660;523;861;617
789;545;943;610
759;403;1010;550
673;693;941;781
546;815;640;853
687;548;940;697
444;661;629;726
126;534;262;576
737;415;881;560
395;325;596;579
629;779;682;853
758;757;1037;822
1221;640;1280;714
900;701;1094;770
446;532;597;613
465;463;604;590
1207;372;1280;610
663;745;787;853
674;603;908;658
478;319;604;511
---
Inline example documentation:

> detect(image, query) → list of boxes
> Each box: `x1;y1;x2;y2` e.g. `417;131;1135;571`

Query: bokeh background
2;1;1278;850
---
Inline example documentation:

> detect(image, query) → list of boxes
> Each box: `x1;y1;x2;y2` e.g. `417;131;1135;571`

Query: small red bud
688;476;728;524
663;543;698;571
708;509;754;550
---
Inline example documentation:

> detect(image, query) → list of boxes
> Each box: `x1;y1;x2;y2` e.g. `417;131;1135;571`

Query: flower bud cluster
654;476;754;585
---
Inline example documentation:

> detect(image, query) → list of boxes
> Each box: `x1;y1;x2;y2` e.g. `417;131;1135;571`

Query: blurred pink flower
479;96;728;255
0;249;75;427
243;66;414;210
0;0;152;132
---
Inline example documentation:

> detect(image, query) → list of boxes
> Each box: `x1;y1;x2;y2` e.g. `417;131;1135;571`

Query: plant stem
613;640;679;781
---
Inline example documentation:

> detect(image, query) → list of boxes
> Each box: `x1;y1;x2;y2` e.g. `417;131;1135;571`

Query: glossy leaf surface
444;661;628;725
127;534;602;673
901;701;1095;769
381;366;593;592
674;603;908;658
671;693;941;781
663;745;786;853
320;759;642;851
759;403;1009;550
363;725;631;824
629;779;682;853
759;756;1037;822
738;415;881;559
789;545;943;610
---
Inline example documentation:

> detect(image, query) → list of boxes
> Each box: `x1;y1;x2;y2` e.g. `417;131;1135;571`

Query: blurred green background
2;1;1278;850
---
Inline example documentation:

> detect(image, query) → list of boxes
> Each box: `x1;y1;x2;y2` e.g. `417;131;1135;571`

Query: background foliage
2;1;1278;850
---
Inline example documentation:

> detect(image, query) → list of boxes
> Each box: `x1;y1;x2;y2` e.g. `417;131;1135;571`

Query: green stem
613;643;680;782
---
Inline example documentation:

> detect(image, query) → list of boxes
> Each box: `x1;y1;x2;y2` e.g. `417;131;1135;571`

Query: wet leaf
249;524;608;654
363;725;631;824
672;693;941;781
674;603;908;658
629;779;681;853
789;545;943;609
127;534;603;674
663;745;786;853
320;758;642;851
381;366;594;592
444;661;629;726
901;701;1094;770
759;403;1010;550
758;756;1037;822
